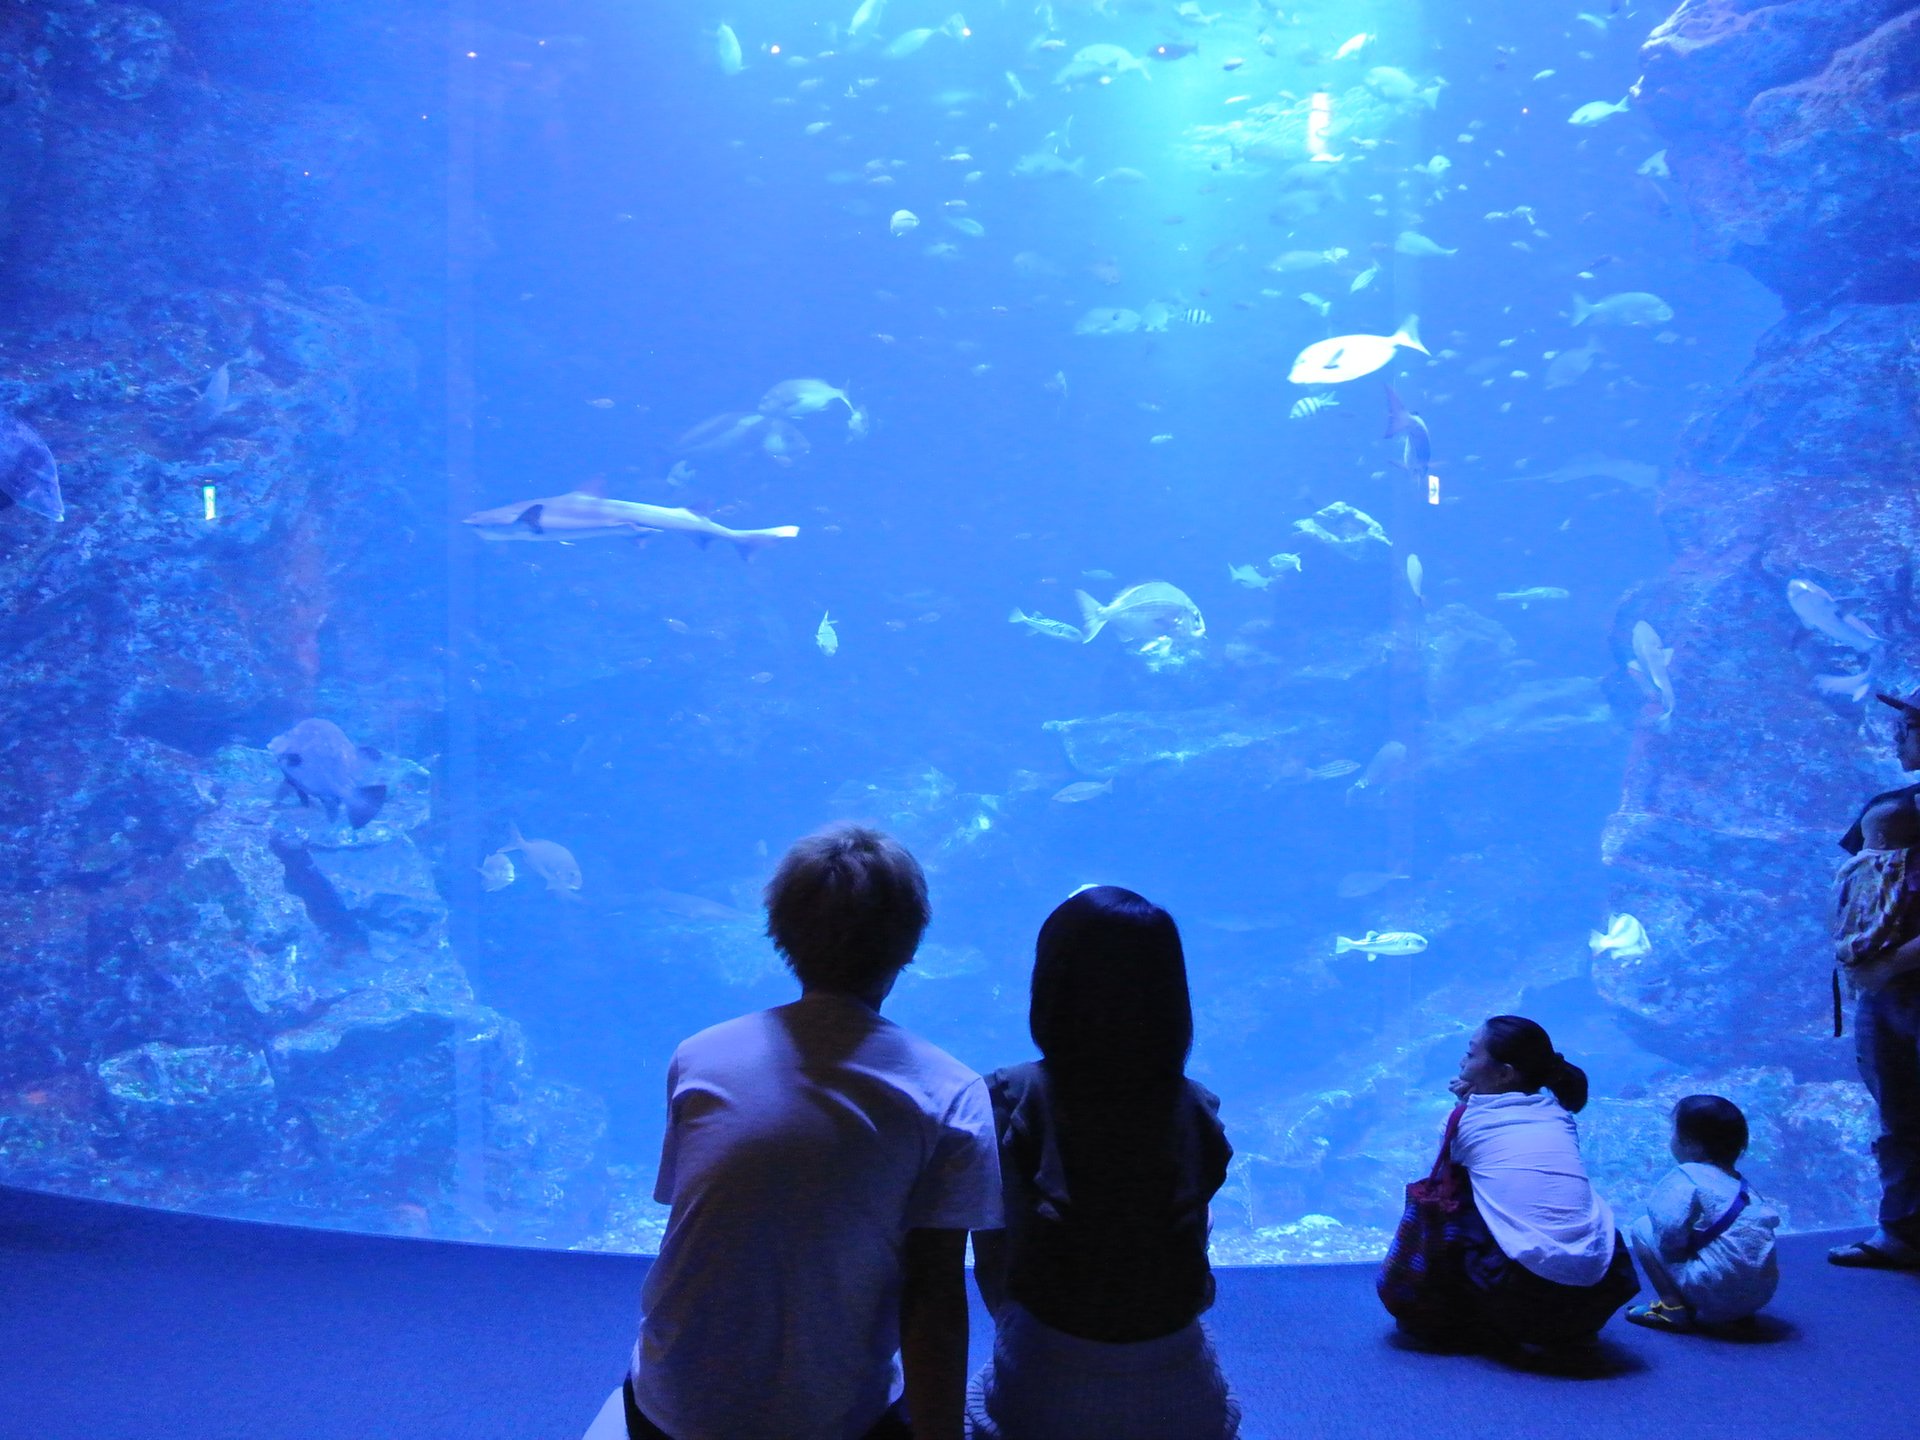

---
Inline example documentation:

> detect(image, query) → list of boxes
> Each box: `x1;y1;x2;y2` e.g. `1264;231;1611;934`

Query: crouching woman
1386;1016;1639;1351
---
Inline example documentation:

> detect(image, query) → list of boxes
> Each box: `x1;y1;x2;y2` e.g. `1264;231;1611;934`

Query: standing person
1389;1016;1638;1352
967;887;1238;1440
583;824;1002;1440
1829;691;1920;1269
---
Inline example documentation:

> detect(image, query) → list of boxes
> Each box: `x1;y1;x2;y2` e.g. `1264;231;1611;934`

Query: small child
1625;1095;1780;1331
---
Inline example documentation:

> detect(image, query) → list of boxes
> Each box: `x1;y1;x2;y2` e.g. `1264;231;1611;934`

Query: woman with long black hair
966;886;1238;1440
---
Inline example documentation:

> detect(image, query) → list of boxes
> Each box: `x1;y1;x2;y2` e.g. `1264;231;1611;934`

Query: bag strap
1695;1184;1751;1248
1429;1103;1466;1181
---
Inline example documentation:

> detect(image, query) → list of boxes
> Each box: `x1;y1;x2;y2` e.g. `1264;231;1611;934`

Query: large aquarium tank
2;0;1911;1261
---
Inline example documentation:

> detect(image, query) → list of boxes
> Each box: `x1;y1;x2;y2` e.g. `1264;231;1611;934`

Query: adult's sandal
1827;1239;1920;1270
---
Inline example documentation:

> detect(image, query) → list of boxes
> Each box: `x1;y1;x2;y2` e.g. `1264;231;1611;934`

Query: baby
1834;796;1920;991
1626;1095;1779;1331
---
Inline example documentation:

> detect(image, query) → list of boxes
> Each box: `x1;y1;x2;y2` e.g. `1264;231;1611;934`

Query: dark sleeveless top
986;1060;1231;1343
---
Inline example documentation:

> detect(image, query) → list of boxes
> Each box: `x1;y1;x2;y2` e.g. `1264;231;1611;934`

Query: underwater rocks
0;742;610;1241
1640;1;1920;308
78;6;177;102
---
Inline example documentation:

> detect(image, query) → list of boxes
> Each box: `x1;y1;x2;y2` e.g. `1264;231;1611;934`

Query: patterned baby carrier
1831;845;1920;1031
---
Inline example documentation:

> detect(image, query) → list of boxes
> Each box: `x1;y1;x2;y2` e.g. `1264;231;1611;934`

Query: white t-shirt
630;991;1003;1440
1450;1091;1616;1287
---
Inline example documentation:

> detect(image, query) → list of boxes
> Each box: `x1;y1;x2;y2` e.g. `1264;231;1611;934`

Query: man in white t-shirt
583;824;1002;1440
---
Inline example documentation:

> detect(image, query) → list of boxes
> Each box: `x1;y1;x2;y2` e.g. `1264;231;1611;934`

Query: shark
463;487;799;558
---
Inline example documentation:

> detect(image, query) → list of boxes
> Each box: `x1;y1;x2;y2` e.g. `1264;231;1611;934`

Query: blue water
35;1;1791;1254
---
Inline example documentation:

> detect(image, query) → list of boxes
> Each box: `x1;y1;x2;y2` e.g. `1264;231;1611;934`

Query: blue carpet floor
2;1183;1916;1439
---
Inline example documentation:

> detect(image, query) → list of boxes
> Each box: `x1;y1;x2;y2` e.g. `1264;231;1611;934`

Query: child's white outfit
1628;1161;1780;1324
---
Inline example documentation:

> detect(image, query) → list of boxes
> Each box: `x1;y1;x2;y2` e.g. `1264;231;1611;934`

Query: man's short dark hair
764;824;930;992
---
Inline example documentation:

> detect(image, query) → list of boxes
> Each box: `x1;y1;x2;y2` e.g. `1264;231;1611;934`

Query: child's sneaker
1625;1300;1693;1332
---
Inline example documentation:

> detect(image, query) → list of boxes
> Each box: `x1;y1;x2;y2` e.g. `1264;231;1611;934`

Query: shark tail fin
733;526;800;561
505;823;526;852
347;785;387;829
1588;929;1610;953
1334;936;1357;954
1009;607;1028;624
1392;315;1427;355
1074;590;1107;643
1572;295;1594;326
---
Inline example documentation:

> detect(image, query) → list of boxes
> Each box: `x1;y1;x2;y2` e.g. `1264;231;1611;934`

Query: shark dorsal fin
515;504;545;534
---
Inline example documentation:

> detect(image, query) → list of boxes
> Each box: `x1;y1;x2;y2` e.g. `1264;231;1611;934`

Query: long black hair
1482;1015;1589;1113
1030;886;1193;1093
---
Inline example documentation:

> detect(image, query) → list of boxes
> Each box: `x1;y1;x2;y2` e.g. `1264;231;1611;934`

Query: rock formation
1590;0;1919;1179
0;4;607;1242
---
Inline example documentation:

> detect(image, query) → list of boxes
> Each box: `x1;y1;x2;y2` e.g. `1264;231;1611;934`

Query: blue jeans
1855;972;1920;1246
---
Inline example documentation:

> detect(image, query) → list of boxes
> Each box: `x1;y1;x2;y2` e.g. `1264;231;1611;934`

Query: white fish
1406;554;1424;601
1573;292;1674;327
1569;95;1631;126
1074;307;1141;336
848;0;889;41
1546;339;1602;389
1787;579;1882;652
1289;317;1428;386
1008;607;1083;641
760;378;855;416
714;22;744;75
1347;740;1408;800
1638;149;1670;178
816;611;839;656
1413;154;1452;179
1628;619;1675;729
1075;582;1205;645
847;406;870;439
1055;43;1150;86
1497;586;1571;607
1350;262;1380;293
477;850;516;892
503;823;583;898
889;208;919;235
885;13;966;59
1335;930;1428;957
1290;393;1339;420
1589;913;1651;960
190;362;233;432
1332;32;1373;60
1012;149;1084;179
1228;563;1270;590
1268;552;1303;575
947;215;986;237
1053;779;1114;804
1395;230;1457;257
1006;69;1032;102
1298;293;1332;318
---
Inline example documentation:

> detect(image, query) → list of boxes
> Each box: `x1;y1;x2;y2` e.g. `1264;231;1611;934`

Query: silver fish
1074;582;1205;645
478;850;516;892
189;362;232;432
1786;579;1881;653
503;823;583;897
1008;607;1083;641
1629;620;1675;729
1290;393;1339;421
0;412;64;522
1588;912;1650;959
1335;929;1428;956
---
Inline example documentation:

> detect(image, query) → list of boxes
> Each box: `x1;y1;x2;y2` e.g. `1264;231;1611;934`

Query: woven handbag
1376;1103;1471;1327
